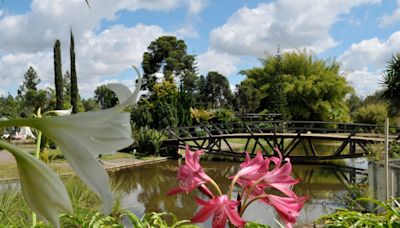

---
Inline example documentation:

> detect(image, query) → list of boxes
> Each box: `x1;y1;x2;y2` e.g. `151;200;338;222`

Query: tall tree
142;36;195;92
70;30;79;113
382;53;400;115
18;66;40;96
54;39;64;110
17;67;52;116
205;71;233;109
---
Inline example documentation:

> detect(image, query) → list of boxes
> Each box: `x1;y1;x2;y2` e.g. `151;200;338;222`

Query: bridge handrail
165;120;400;140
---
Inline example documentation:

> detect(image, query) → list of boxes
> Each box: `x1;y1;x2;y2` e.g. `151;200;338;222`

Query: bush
353;103;388;124
210;108;237;123
132;127;167;156
131;103;153;128
190;108;213;125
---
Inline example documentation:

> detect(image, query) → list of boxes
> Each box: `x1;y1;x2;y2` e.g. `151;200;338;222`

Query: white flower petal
106;66;142;108
0;141;72;228
48;108;72;116
23;111;133;213
106;83;131;104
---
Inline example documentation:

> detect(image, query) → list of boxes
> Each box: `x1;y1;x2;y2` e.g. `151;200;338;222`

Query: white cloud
379;0;400;27
339;31;400;71
197;49;240;76
0;0;196;97
184;0;207;15
175;23;199;38
210;0;380;57
343;70;383;97
338;31;400;96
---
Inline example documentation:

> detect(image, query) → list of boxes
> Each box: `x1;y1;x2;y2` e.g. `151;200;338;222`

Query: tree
54;39;64;110
94;85;118;109
204;71;233;109
142;36;195;92
70;30;79;113
17;67;53;116
235;78;262;113
81;98;100;111
18;66;40;96
382;53;400;115
238;50;353;121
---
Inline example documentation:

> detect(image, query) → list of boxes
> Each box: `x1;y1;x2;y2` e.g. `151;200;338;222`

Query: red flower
167;146;211;195
191;195;246;228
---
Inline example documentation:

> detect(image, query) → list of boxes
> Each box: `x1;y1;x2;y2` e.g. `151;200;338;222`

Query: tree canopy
238;50;353;121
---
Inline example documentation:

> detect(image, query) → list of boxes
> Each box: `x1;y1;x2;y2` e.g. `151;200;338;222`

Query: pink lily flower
264;194;308;228
236;149;299;198
261;150;299;197
167;146;212;196
191;195;246;228
235;151;269;181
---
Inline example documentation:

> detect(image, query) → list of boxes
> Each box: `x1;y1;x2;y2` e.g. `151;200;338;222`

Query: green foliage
318;198;400;227
0;95;18;118
94;85;118;109
70;30;79;114
132;126;167;156
238;50;353;121
353;103;388;124
18;66;40;95
124;211;197;228
203;71;233;109
211;108;237;123
382;53;400;115
142;36;195;92
131;103;153;128
190;108;213;125
389;141;400;159
244;221;271;228
235;78;262;113
81;98;100;111
54;39;64;110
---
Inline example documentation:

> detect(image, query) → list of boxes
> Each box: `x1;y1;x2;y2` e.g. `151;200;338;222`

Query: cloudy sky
0;0;400;98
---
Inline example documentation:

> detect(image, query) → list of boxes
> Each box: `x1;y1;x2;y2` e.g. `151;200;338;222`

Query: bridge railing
165;120;400;141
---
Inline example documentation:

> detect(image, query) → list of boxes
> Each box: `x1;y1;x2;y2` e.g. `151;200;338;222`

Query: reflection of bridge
165;121;400;161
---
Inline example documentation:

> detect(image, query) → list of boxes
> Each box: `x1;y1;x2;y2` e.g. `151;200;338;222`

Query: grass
0;177;195;227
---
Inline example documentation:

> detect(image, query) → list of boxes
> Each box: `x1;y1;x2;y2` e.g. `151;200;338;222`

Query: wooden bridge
164;121;400;161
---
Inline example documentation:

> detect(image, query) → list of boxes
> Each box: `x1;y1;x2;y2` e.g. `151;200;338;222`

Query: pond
111;158;368;227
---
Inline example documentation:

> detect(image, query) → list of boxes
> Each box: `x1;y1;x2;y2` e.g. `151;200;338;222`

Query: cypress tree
54;39;64;110
70;30;79;113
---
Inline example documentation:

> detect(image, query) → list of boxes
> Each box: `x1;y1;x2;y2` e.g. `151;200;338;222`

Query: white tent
15;126;36;140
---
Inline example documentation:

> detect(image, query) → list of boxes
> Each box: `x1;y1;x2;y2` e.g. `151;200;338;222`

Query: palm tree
382;53;400;115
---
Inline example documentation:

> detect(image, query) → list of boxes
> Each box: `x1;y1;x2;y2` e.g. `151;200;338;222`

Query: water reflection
111;159;367;227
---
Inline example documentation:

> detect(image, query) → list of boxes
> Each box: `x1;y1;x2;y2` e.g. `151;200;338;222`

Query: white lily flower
0;141;72;228
3;67;142;215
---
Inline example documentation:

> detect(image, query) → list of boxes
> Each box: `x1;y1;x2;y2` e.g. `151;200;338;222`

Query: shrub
132;127;167;156
353;103;388;124
190;108;213;125
210;108;237;123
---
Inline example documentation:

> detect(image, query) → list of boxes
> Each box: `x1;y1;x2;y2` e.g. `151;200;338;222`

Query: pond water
111;158;368;227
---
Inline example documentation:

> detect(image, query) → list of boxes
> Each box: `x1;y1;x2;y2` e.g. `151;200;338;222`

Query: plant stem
240;194;270;216
208;178;223;196
228;174;240;200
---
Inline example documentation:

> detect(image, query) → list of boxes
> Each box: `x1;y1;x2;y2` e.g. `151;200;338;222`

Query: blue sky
1;0;400;98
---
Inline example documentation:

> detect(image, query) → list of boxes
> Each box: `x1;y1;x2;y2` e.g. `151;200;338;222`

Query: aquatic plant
168;146;307;228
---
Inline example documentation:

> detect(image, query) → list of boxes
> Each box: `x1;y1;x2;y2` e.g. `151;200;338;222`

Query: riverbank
0;149;167;181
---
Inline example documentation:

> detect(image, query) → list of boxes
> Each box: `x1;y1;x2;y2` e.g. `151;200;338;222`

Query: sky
0;0;400;98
